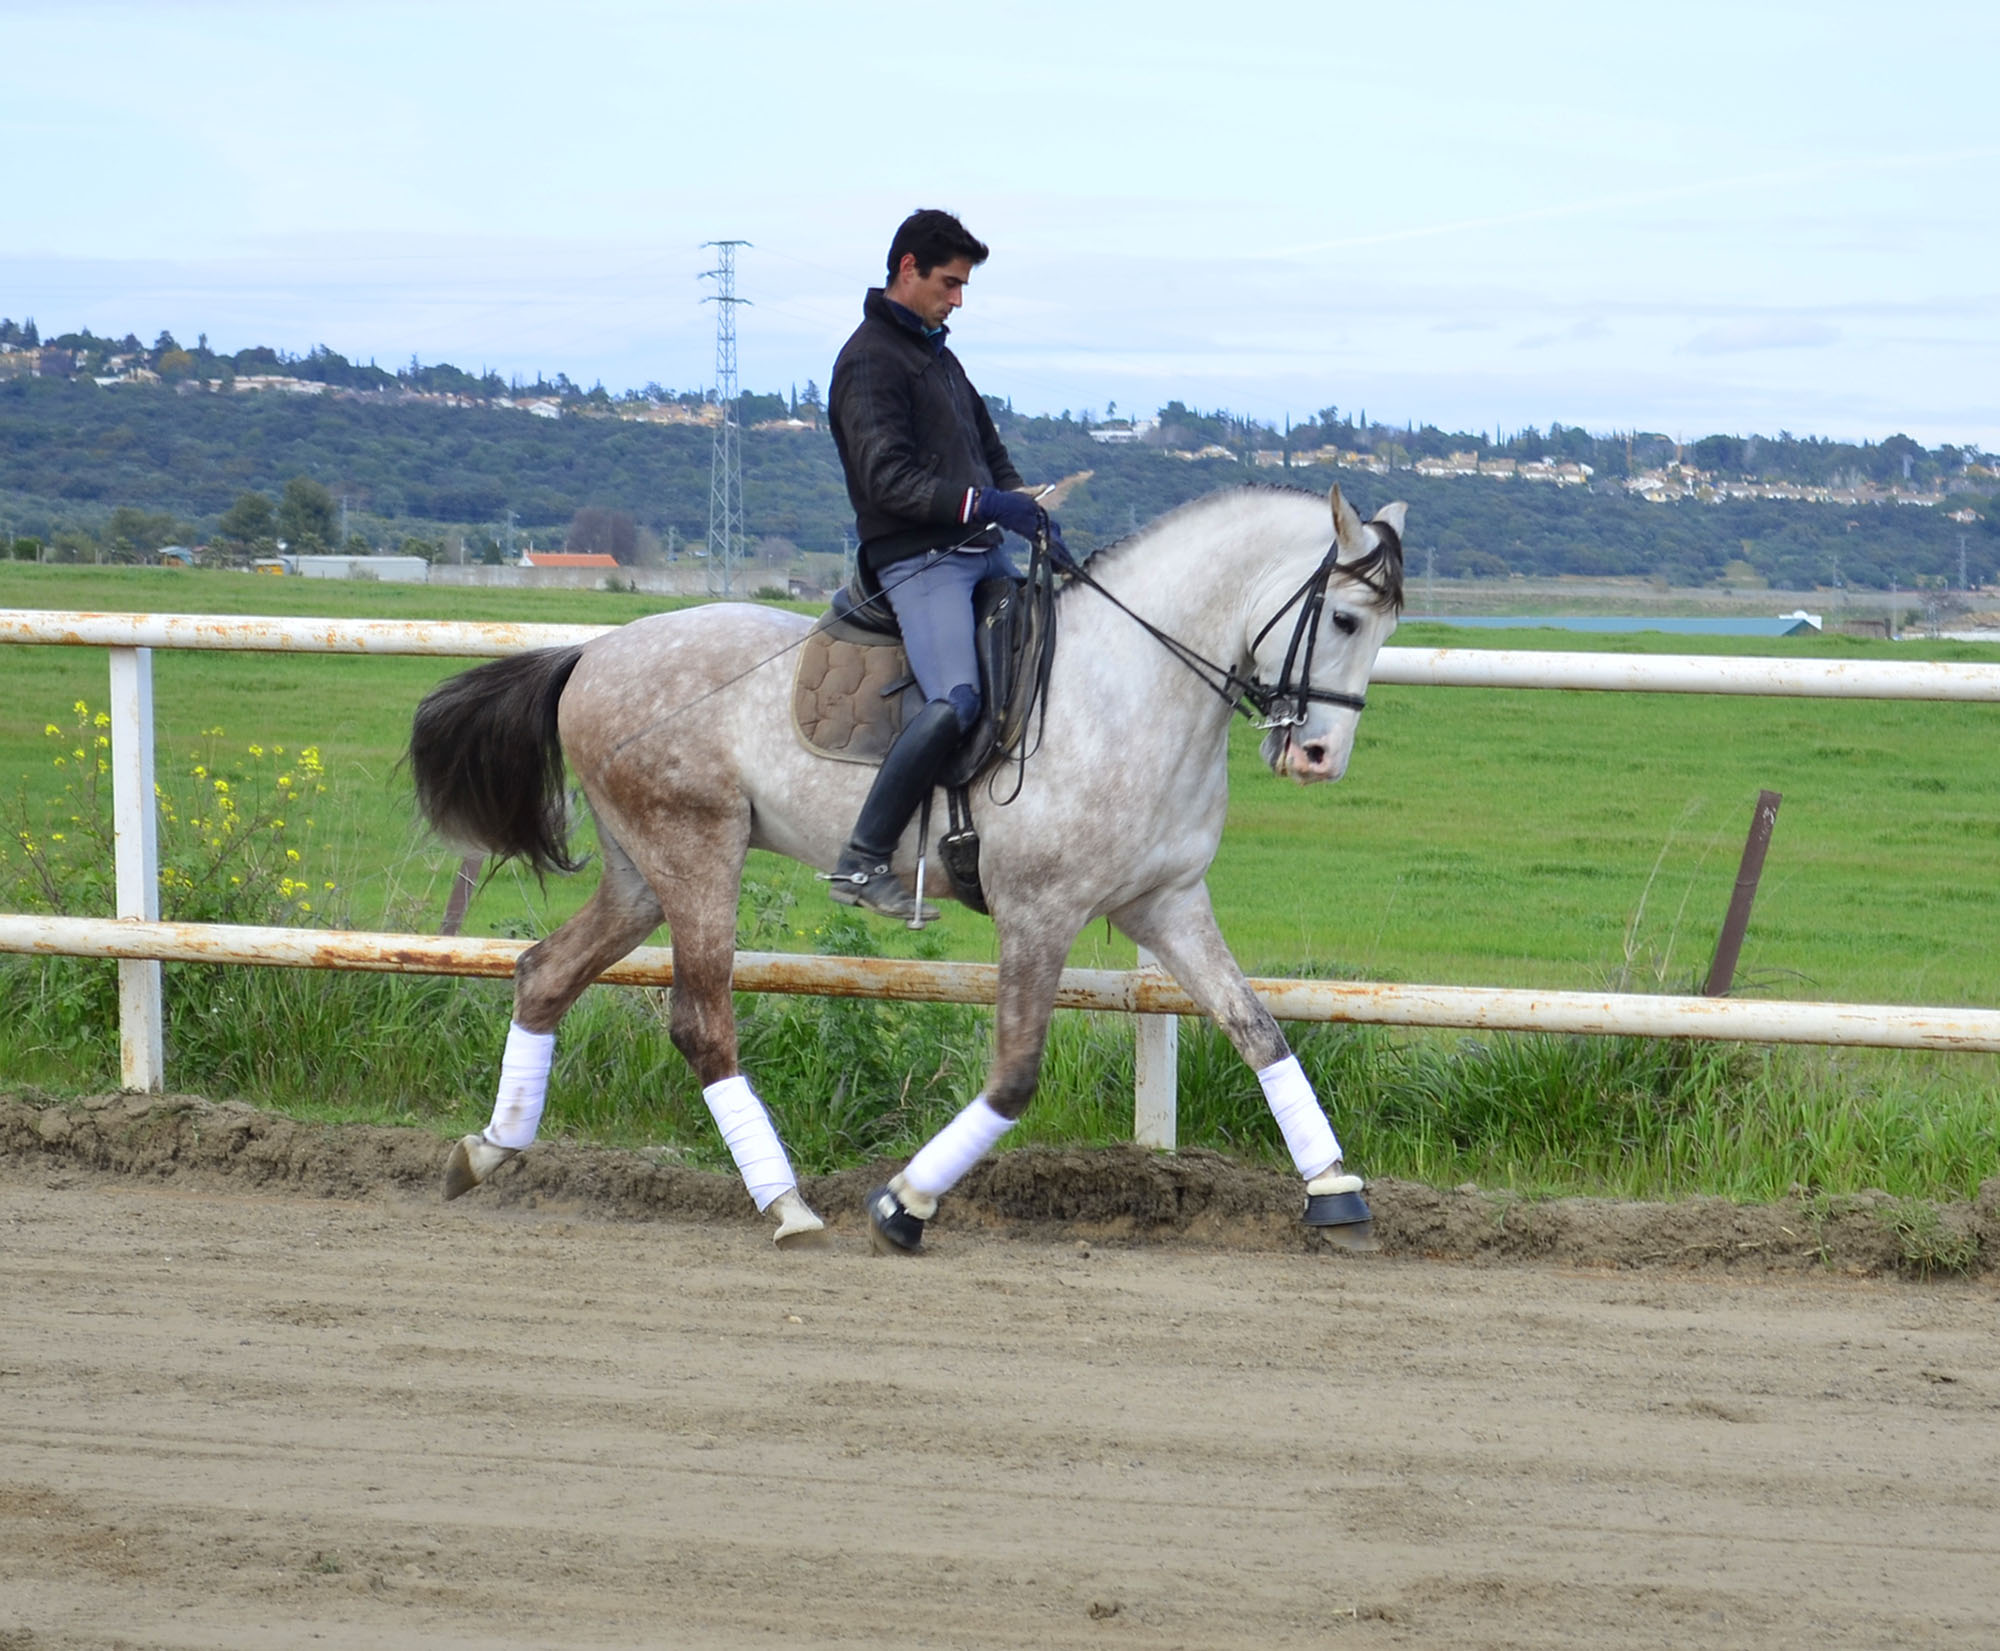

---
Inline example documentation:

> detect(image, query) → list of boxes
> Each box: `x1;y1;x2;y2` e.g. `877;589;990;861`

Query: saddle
791;570;1053;913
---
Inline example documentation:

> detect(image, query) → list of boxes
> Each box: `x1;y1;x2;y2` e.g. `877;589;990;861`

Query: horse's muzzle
1263;728;1348;784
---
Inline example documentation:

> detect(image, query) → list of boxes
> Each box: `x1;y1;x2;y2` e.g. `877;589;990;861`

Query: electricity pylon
701;240;751;596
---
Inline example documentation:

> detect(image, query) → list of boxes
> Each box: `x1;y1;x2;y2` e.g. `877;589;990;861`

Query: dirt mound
5;1090;1993;1276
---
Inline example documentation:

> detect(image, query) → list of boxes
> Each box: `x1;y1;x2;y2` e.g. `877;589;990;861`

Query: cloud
1684;318;1841;354
1517;318;1611;351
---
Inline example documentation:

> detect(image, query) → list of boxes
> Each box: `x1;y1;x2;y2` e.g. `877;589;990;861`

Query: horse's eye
1332;611;1360;636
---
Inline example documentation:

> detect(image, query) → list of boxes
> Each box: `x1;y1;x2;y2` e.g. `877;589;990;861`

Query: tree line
1;355;1994;590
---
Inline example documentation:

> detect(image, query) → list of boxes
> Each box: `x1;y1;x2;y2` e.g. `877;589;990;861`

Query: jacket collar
865;287;950;354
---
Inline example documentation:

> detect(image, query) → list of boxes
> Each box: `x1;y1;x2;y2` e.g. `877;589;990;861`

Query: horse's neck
1071;504;1300;681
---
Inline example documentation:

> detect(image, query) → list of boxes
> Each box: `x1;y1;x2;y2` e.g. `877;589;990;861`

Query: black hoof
867;1184;926;1255
1305;1186;1378;1254
1304;1188;1372;1228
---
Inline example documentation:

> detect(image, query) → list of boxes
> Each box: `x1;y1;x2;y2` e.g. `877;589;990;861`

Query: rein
1060;520;1399;729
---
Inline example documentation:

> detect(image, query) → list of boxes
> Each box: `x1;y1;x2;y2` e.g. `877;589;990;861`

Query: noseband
1238;539;1367;728
1062;520;1399;730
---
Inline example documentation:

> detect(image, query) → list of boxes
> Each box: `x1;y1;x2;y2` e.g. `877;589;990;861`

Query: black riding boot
827;698;964;920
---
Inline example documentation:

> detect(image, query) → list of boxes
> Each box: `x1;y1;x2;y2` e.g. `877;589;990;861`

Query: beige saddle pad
790;626;917;766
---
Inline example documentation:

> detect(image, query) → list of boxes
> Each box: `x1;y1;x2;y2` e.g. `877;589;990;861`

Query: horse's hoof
441;1133;518;1201
866;1183;926;1255
1304;1169;1378;1252
769;1188;829;1249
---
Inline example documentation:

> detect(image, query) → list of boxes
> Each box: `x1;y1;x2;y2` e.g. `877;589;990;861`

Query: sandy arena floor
4;1100;1998;1650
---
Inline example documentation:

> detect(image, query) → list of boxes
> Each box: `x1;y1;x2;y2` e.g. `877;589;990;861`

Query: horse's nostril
1303;743;1326;766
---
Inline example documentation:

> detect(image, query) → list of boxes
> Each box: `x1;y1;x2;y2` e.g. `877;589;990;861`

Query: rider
824;207;1072;919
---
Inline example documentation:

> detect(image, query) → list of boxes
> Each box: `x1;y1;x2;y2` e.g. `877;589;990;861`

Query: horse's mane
1072;484;1405;612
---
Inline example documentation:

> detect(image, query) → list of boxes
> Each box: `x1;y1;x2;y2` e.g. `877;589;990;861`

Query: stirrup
821;854;938;923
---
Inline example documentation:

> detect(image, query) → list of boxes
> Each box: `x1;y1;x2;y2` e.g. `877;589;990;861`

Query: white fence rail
3;609;1998;1147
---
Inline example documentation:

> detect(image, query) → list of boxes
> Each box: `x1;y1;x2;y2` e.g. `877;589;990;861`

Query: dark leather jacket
829;288;1024;574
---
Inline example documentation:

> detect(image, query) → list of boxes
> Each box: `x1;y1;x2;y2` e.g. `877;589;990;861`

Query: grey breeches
881;545;1021;729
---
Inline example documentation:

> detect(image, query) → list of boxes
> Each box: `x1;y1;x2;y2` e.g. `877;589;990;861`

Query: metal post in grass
1134;945;1177;1150
108;646;164;1090
1705;789;1782;998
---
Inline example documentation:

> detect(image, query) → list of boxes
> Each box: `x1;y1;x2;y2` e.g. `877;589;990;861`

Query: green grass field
2;563;1996;1203
5;562;1994;999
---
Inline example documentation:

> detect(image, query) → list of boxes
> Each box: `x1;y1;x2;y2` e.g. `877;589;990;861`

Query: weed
1881;1199;1981;1278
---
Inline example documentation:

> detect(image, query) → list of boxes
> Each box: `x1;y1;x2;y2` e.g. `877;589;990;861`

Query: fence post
1705;789;1782;998
108;646;164;1091
1133;946;1177;1150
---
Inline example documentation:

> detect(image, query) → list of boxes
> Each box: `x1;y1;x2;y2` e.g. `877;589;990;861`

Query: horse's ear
1372;501;1408;539
1329;484;1367;555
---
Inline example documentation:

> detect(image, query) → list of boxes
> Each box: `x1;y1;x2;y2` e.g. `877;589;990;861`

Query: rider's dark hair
886;209;989;282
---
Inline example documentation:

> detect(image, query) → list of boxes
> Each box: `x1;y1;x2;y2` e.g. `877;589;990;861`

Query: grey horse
410;484;1405;1252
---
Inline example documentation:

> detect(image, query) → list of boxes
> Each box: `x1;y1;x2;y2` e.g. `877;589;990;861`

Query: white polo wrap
1257;1054;1341;1181
484;1022;555;1149
903;1096;1014;1202
702;1074;797;1212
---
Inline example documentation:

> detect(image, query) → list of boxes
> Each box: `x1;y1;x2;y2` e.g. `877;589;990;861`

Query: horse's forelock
1343;519;1405;614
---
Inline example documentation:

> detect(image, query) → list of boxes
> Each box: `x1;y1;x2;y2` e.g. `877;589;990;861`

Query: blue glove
971;487;1076;570
970;486;1045;540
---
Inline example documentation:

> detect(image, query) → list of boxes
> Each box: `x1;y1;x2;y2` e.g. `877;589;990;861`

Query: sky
5;0;1996;449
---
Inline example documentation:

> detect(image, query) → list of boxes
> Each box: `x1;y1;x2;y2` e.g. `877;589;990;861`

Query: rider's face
888;255;972;329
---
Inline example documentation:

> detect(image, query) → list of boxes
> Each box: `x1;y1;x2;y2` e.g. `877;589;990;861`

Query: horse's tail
408;645;587;877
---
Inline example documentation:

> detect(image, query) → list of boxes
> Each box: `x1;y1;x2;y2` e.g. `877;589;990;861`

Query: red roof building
524;552;621;569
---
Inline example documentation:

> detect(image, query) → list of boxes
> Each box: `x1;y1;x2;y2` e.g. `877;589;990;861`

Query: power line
701;240;751;597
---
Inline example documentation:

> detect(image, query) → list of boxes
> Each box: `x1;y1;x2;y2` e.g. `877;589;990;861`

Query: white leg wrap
1258;1054;1341;1181
702;1074;797;1213
484;1023;555;1149
903;1096;1014;1203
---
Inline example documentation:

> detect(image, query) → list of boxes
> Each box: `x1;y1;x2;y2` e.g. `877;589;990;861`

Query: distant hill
0;324;1994;590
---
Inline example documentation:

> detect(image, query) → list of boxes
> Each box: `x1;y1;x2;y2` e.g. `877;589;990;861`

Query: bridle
1059;519;1400;730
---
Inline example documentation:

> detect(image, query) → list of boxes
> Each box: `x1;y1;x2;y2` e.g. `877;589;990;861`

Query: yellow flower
248;744;263;758
50;832;63;843
93;712;109;728
192;765;207;779
72;699;87;715
212;779;228;793
322;881;335;891
270;819;285;829
299;902;312;914
43;724;58;737
285;849;300;863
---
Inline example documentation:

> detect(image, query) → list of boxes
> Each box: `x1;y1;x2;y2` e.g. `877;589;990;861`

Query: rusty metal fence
4;607;2000;1151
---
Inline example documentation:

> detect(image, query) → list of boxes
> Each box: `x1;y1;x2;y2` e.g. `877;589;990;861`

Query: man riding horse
823;208;1073;920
